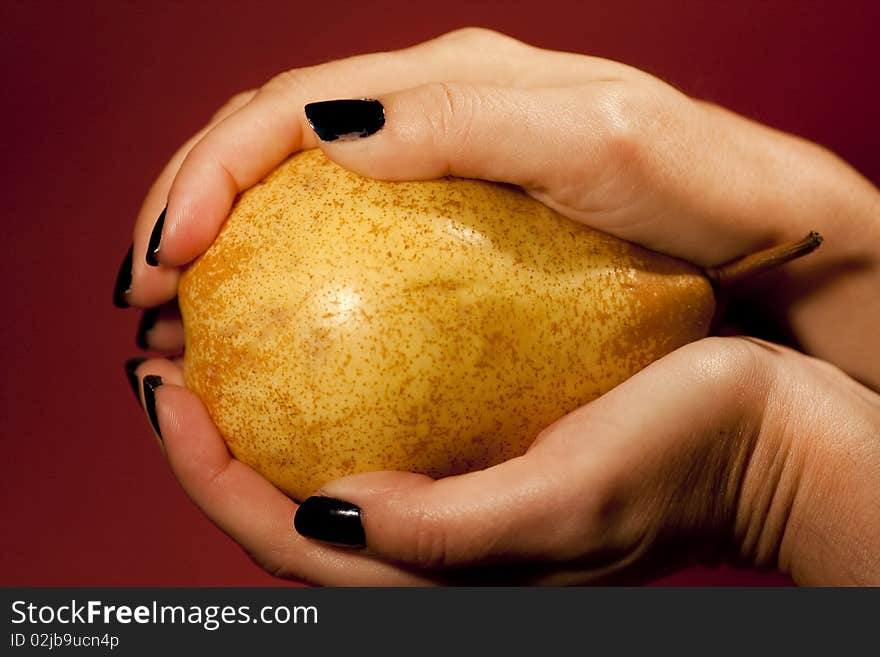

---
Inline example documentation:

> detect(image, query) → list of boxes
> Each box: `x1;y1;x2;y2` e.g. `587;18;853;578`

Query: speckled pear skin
178;149;715;501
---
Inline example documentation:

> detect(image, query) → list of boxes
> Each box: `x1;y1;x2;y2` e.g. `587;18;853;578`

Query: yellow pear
178;149;818;501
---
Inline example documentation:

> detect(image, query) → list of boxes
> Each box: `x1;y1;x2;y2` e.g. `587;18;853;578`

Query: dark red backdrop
2;0;877;586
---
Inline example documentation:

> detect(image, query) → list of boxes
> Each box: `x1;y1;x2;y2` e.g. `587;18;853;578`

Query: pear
178;149;820;501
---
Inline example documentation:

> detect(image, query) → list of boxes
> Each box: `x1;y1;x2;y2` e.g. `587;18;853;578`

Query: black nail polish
124;357;146;402
112;244;134;308
294;497;366;547
136;307;161;350
304;99;385;142
142;374;164;441
146;207;166;267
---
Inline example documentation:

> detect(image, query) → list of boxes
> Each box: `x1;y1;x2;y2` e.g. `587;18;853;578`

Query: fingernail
112;244;134;308
136;307;160;350
294;497;366;547
142;374;164;442
304;99;385;142
145;206;166;267
124;357;146;402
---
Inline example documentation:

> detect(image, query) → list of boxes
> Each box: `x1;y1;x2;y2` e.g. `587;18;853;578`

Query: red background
2;0;877;586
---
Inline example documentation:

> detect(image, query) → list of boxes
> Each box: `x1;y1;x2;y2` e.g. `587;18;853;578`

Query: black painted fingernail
145;206;166;267
304;99;385;142
294;497;366;547
136;307;160;350
124;357;146;402
142;374;164;442
112;244;134;308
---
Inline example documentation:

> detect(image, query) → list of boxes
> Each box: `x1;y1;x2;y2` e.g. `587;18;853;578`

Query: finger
303;337;773;576
301;450;622;571
150;28;637;271
125;89;257;308
130;358;436;585
135;300;184;353
307;84;590;187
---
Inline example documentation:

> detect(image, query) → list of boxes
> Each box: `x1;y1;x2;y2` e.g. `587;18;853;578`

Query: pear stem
703;231;823;289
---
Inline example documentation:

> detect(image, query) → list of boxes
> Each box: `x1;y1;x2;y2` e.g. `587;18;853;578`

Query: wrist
733;350;880;585
779;389;880;585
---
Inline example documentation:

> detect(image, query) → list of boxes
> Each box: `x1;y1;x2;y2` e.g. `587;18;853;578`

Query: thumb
302;83;616;190
294;447;604;570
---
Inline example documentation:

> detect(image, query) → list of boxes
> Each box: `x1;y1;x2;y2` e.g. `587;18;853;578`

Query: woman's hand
117;27;880;387
116;28;880;584
130;336;880;585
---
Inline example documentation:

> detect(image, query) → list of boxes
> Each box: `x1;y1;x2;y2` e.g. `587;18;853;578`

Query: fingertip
145;207;166;267
159;159;238;267
126;256;180;308
142;374;165;442
135;308;160;350
112;244;134;308
294;496;366;548
136;356;185;385
153;381;234;484
296;472;432;551
298;95;423;181
303;99;386;143
124;357;147;402
125;357;183;439
135;301;184;353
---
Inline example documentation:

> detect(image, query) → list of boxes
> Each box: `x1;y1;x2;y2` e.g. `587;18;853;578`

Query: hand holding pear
178;149;819;501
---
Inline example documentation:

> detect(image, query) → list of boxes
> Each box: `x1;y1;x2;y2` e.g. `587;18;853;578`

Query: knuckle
527;445;627;559
428;27;529;58
592;82;684;175
690;336;776;399
525;465;627;561
423;82;479;148
592;83;651;170
740;338;851;398
254;546;296;581
261;67;317;100
404;512;450;569
210;89;256;122
226;89;256;108
436;26;507;47
570;464;626;546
